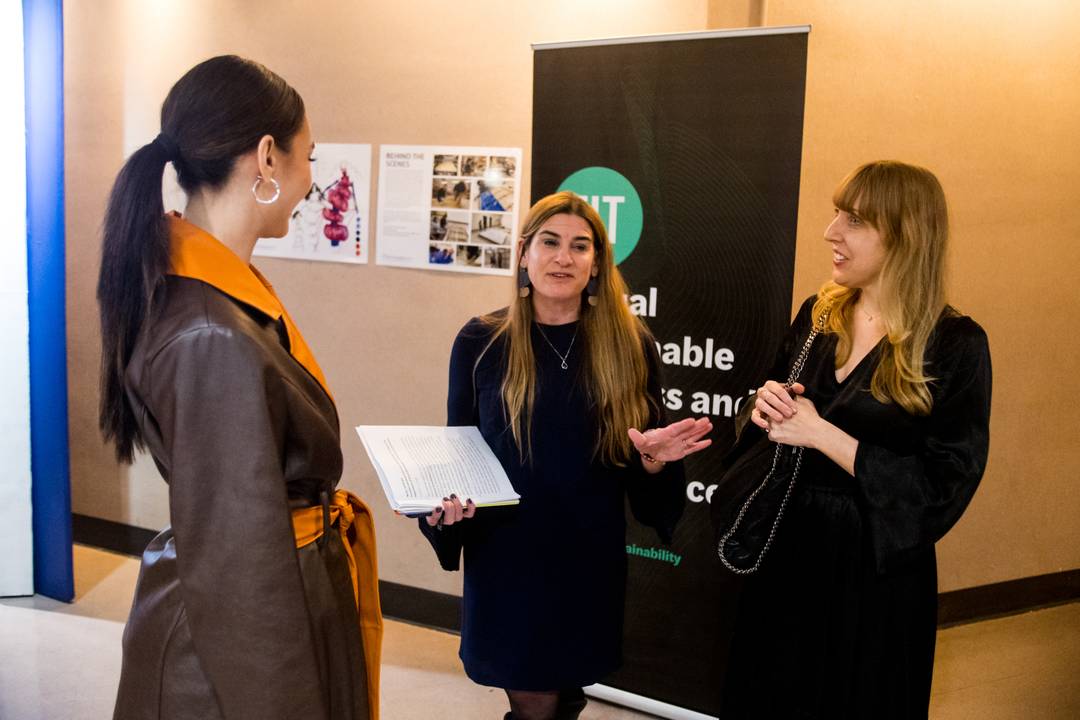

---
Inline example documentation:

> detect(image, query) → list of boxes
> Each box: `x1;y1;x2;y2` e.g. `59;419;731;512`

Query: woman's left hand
757;395;824;448
628;416;713;464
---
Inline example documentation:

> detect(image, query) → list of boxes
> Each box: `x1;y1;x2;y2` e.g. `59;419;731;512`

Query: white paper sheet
375;145;521;275
254;143;372;264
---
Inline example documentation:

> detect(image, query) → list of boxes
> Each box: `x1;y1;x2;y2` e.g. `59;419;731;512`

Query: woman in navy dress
719;161;992;718
421;191;712;720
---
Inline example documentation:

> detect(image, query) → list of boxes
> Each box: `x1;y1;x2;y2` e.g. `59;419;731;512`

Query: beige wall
709;0;1080;590
64;0;708;596
66;0;1080;598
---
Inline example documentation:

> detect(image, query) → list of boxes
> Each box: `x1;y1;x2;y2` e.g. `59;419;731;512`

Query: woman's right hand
426;494;477;527
751;380;805;431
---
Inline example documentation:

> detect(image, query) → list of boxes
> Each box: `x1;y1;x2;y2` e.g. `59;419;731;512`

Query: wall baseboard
73;513;1077;630
938;569;1080;626
72;513;463;631
72;514;156;559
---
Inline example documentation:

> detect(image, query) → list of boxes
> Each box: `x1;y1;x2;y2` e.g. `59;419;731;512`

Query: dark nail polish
466;498;473;505
442;497;449;502
450;493;458;500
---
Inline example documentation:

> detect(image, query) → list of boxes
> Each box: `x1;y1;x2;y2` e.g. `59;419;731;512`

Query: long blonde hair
482;191;653;465
812;161;949;415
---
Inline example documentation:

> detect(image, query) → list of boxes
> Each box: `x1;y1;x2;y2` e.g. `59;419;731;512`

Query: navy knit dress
420;314;684;691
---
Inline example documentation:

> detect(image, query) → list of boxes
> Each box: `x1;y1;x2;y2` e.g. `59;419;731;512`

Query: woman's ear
255;134;276;179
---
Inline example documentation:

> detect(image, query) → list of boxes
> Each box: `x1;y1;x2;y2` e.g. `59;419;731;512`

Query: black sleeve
625;332;686;544
854;318;992;572
446;319;484;427
418;319;488;571
150;326;326;718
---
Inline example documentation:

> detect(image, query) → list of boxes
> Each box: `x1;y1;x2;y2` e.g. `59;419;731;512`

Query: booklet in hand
355;425;520;515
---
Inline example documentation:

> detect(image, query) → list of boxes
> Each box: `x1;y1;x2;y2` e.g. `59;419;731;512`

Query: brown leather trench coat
113;217;379;720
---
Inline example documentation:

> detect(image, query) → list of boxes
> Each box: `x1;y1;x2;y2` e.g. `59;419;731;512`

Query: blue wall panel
25;0;73;602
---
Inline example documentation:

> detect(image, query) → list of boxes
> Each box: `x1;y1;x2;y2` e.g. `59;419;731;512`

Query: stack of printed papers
355;425;520;515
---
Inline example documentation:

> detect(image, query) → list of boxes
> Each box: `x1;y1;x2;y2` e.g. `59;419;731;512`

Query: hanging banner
532;26;809;718
375;144;521;275
254;143;372;264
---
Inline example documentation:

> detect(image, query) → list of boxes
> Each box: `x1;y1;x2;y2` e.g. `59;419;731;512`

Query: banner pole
531;24;809;51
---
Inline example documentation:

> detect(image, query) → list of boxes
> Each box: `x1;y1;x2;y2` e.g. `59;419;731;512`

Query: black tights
505;688;587;720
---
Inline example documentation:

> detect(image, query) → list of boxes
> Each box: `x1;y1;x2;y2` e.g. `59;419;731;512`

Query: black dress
421;315;685;691
718;297;992;719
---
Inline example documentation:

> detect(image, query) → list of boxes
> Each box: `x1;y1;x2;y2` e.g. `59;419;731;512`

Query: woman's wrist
807;416;830;451
640;451;666;473
812;419;858;476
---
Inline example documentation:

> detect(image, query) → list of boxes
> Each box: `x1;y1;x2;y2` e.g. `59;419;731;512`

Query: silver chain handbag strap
717;309;829;575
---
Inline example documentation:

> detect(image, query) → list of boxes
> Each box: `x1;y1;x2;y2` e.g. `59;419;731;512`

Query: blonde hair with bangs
481;191;653;465
811;161;949;415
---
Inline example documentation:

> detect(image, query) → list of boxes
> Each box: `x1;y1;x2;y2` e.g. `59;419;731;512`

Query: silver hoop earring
252;176;281;205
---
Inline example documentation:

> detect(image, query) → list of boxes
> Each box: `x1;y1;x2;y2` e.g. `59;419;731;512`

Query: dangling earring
252;176;281;205
586;274;599;306
517;265;531;298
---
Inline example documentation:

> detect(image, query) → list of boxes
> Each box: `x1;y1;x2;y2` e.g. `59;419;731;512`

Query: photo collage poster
376;145;522;275
254;143;372;264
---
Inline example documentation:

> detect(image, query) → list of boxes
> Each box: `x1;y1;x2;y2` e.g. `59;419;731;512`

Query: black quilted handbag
715;311;827;574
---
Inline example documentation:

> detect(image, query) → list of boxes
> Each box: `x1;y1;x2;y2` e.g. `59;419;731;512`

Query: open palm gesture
628;417;713;463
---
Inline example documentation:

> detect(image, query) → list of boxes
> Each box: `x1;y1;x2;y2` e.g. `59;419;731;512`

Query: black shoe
554;689;587;720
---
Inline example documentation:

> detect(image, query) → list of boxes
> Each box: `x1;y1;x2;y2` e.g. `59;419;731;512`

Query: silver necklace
535;323;578;370
857;298;878;322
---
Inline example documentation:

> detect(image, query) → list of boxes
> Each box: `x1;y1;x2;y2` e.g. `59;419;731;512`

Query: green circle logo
557;167;643;265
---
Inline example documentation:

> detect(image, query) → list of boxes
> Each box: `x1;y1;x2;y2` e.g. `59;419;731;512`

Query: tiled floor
1;545;1077;719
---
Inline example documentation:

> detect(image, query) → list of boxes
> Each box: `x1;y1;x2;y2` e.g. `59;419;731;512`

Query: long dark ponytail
97;55;306;462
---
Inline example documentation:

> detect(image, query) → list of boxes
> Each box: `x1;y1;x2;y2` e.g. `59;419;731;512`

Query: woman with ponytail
418;191;713;720
718;161;992;718
99;56;380;720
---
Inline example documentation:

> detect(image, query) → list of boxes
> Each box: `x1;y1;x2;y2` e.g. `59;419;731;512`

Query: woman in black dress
718;161;992;718
420;191;712;720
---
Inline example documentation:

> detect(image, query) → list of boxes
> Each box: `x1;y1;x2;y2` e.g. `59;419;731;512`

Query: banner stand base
585;685;716;720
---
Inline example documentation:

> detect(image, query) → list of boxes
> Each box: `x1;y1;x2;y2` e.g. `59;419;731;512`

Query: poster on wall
532;26;809;719
254;143;371;264
375;144;521;275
